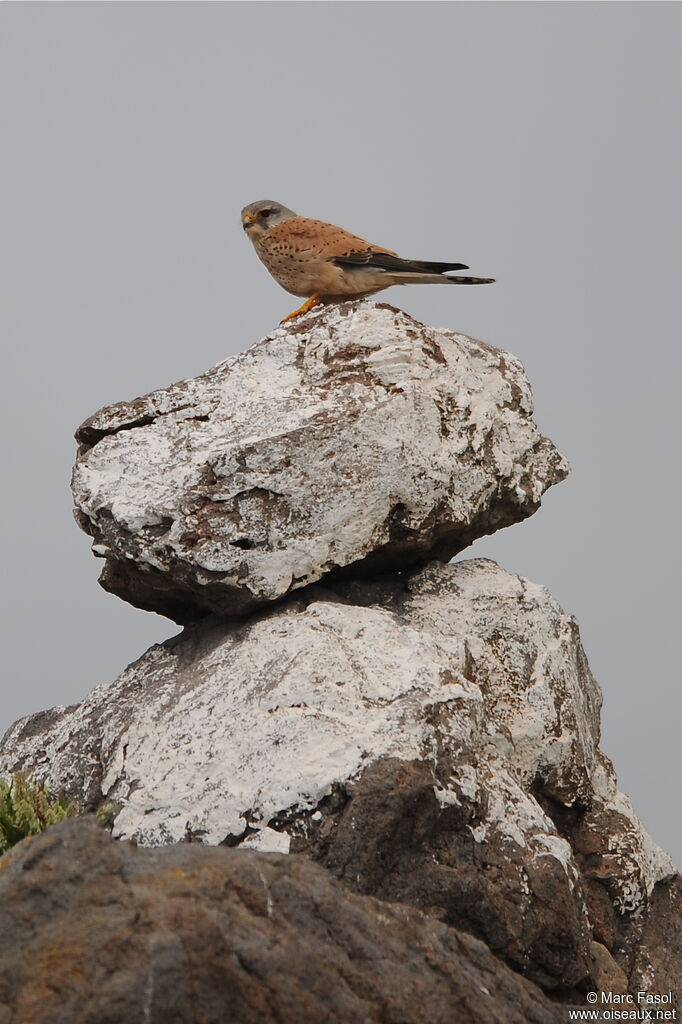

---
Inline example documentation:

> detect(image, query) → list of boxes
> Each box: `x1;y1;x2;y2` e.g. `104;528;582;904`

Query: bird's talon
280;295;321;324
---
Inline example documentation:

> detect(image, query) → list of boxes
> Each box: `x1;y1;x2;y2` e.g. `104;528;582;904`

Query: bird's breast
253;237;323;297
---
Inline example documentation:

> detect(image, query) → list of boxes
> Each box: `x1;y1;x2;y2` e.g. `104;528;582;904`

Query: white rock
72;302;568;622
0;558;671;916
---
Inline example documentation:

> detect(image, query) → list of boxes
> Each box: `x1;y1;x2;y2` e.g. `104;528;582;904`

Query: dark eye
260;208;274;219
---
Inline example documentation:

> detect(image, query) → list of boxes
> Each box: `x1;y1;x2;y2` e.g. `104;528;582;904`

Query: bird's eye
260;208;274;218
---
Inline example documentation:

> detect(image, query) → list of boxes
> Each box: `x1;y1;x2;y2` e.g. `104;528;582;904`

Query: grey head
241;200;298;237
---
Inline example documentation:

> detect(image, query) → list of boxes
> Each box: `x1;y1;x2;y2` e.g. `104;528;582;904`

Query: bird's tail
388;272;495;286
444;275;495;285
332;251;495;285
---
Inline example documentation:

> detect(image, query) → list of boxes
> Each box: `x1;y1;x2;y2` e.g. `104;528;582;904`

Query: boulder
1;559;674;996
72;301;568;622
0;817;567;1024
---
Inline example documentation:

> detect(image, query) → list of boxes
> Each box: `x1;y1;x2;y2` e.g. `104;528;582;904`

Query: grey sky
1;2;680;862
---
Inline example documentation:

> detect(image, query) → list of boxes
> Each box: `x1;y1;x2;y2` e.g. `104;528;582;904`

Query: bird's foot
280;295;321;324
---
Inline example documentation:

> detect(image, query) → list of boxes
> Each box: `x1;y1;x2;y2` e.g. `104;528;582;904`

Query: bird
241;200;495;323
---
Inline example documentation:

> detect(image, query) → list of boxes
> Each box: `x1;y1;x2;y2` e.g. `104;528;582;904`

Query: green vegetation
0;772;78;854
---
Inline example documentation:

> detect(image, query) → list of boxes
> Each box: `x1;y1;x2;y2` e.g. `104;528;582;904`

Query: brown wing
265;216;397;260
266;217;469;275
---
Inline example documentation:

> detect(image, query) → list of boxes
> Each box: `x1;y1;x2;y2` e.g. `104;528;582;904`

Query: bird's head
241;200;296;239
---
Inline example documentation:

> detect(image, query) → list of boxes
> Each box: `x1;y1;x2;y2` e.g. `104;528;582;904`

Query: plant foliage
0;772;78;854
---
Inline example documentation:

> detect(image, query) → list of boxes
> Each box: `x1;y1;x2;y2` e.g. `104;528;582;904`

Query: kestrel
241;200;495;323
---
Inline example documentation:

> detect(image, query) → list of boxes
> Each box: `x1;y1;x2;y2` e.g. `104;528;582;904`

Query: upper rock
72;301;568;622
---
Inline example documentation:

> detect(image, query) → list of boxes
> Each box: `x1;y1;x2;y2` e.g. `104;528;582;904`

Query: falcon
241;200;495;322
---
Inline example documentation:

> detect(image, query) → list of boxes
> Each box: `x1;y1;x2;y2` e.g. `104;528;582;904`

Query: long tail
387;272;495;286
443;274;495;285
331;251;495;286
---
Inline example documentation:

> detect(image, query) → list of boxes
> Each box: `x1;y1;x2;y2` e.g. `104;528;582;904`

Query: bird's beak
242;213;254;231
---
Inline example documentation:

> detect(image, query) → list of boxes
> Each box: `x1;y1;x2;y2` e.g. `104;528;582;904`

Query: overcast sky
1;2;680;862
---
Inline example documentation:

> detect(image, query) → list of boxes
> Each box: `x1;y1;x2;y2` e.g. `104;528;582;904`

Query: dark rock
287;757;592;995
0;818;568;1024
623;875;682;1003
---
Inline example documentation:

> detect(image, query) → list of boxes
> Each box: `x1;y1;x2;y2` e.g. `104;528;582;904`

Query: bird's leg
280;295;321;324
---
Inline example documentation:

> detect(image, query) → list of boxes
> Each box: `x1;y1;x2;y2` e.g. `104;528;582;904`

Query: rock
286;756;593;993
566;762;679;949
0;817;567;1024
72;301;568;622
620;874;682;1002
1;558;675;996
588;941;630;996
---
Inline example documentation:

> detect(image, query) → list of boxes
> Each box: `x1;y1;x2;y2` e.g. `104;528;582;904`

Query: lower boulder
0;558;676;1001
0;818;566;1024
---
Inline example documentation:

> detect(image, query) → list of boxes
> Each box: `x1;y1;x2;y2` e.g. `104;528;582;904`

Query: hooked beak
242;213;254;231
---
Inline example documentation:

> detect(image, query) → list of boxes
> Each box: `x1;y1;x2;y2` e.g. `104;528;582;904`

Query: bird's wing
266;217;471;277
266;217;397;260
332;251;469;275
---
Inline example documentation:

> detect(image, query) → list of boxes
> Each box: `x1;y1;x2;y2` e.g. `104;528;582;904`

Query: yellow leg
280;295;321;324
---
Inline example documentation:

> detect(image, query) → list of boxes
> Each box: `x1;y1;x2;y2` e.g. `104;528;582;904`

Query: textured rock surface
627;875;682;997
286;756;593;992
72;301;568;622
0;818;567;1024
1;559;675;996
